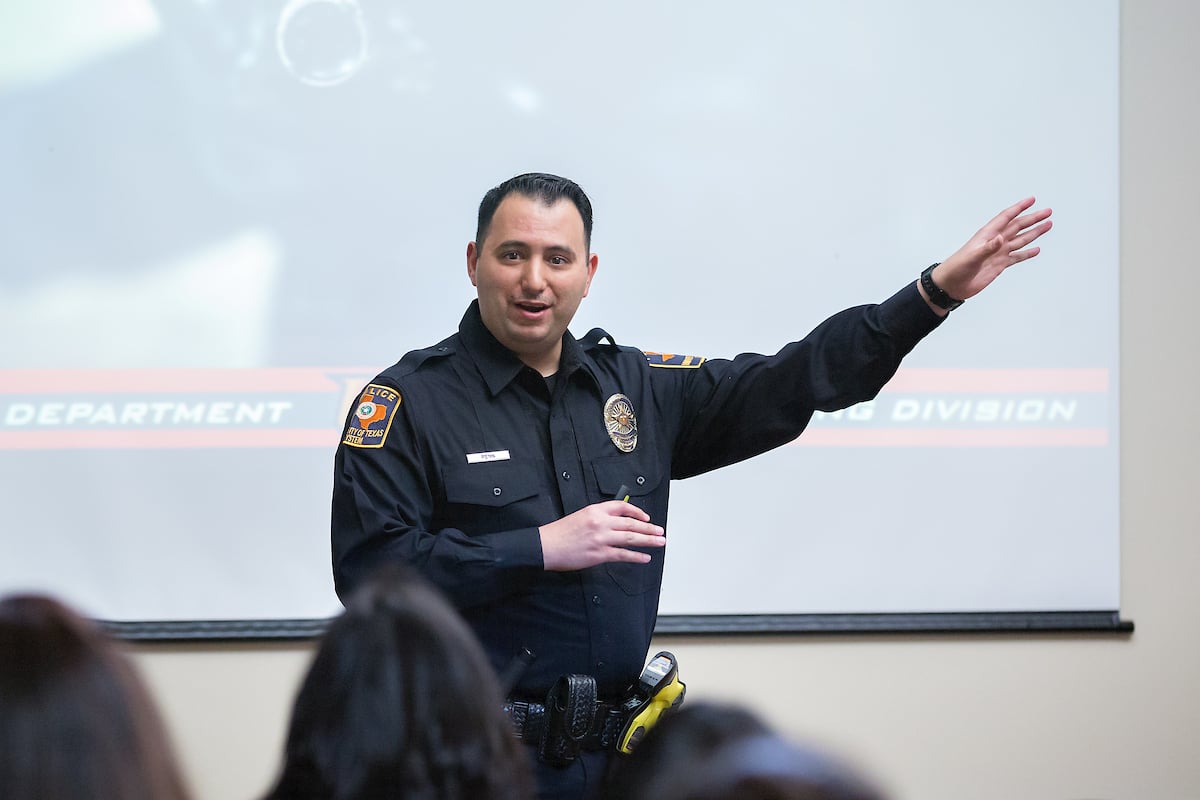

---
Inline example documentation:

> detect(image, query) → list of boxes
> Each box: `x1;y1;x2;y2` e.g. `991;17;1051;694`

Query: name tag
466;450;510;464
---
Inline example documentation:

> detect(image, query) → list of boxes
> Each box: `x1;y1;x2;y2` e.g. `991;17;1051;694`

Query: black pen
614;484;631;502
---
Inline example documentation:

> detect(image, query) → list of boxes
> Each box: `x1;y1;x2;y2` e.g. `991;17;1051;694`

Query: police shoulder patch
643;351;706;369
342;383;401;448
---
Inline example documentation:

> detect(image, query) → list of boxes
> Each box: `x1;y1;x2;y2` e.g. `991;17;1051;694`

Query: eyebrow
493;240;577;258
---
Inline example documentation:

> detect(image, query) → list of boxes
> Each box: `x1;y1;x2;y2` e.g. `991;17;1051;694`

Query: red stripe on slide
794;428;1108;447
0;429;340;450
880;368;1108;393
0;368;374;394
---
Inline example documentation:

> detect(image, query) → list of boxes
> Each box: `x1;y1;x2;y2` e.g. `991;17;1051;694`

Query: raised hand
923;197;1053;312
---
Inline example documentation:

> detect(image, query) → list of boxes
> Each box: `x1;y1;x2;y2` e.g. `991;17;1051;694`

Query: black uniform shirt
332;282;942;698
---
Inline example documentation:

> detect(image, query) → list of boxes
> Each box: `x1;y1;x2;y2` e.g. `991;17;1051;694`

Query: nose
520;259;548;294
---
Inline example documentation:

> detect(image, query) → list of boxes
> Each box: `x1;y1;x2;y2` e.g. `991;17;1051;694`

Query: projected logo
277;0;368;88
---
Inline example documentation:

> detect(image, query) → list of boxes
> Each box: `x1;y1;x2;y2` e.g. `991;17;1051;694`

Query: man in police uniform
331;173;1052;799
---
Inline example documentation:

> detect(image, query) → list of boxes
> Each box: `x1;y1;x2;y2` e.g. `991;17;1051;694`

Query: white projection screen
0;1;1123;637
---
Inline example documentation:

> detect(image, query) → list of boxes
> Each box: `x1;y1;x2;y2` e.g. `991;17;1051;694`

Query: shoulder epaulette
392;337;456;378
644;351;706;369
579;327;618;349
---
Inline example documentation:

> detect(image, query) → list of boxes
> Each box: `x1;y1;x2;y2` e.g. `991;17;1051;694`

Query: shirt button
561;471;571;480
597;660;606;669
592;595;601;605
493;487;502;496
636;475;646;485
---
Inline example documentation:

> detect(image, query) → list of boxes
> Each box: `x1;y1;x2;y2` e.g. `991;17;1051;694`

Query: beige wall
128;2;1200;798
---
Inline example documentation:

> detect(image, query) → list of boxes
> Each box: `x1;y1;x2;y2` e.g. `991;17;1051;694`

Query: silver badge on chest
604;393;638;453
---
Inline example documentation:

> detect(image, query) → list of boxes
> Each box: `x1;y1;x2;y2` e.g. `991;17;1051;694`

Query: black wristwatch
920;263;963;311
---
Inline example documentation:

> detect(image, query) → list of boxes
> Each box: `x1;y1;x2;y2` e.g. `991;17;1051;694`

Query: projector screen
0;0;1120;634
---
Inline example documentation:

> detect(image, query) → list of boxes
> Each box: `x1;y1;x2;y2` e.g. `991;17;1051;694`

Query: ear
466;241;479;286
582;253;599;297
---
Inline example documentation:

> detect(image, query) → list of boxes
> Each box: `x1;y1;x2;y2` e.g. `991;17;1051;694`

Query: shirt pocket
590;451;665;595
590;450;662;501
441;458;547;534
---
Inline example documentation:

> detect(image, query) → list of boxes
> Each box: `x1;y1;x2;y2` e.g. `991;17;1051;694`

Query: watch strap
920;263;964;311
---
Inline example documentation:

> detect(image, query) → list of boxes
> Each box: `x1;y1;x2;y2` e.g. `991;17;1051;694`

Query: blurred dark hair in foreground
601;700;887;800
0;593;193;800
263;562;534;800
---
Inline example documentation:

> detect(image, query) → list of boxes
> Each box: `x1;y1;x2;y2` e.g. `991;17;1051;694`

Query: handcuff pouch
538;673;597;766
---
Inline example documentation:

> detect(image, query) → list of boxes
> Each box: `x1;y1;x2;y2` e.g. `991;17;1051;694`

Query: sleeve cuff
477;526;544;570
878;280;947;344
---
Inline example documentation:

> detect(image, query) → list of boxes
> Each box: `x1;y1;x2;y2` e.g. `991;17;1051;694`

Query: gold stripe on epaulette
644;352;706;369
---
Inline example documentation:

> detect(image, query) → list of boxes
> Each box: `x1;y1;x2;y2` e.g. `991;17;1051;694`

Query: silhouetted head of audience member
0;593;193;800
264;563;533;800
601;701;887;800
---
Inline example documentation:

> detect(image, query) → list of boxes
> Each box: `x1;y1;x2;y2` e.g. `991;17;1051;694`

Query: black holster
538;673;597;766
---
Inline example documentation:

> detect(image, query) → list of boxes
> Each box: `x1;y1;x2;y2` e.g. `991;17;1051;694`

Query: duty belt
503;653;685;765
502;698;626;752
503;674;627;765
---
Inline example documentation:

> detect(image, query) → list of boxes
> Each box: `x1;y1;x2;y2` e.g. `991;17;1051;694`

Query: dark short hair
263;564;533;800
600;701;887;800
0;595;193;800
475;172;594;251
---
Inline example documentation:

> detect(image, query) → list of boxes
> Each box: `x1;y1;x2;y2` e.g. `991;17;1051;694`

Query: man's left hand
920;197;1054;316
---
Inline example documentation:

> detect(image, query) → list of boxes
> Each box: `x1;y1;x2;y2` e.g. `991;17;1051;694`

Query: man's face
467;194;598;375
